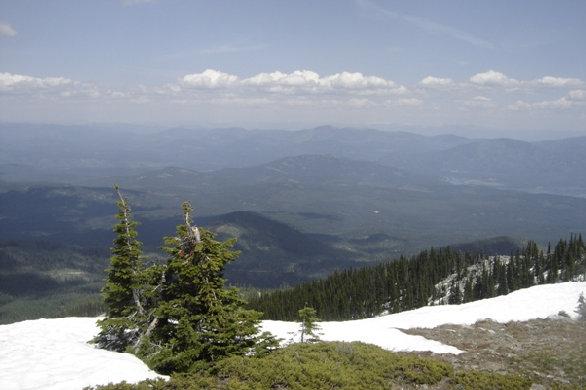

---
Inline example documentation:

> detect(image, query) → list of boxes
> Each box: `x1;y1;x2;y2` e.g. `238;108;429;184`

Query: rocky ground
404;316;586;389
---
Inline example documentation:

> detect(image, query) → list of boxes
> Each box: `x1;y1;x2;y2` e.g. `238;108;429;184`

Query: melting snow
0;282;584;390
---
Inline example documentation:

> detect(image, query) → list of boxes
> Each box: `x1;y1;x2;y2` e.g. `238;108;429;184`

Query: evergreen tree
94;186;147;352
298;305;321;343
536;252;545;284
575;293;586;322
448;280;462;304
138;202;270;374
495;257;508;296
463;278;474;303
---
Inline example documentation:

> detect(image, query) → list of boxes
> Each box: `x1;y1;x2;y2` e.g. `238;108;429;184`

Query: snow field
0;282;584;390
0;318;164;390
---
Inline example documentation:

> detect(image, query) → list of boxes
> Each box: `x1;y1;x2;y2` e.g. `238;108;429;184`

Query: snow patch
0;318;164;390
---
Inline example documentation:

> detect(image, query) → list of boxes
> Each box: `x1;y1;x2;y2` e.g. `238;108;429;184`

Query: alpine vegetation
94;188;278;374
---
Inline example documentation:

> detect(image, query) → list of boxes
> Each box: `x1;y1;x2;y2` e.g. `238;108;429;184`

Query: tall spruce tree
138;202;271;374
95;186;146;352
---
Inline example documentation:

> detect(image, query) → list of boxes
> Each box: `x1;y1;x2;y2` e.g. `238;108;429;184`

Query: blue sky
1;0;585;138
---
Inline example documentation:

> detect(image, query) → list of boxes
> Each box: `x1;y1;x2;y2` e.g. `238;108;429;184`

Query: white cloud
321;72;394;89
0;72;74;90
0;72;100;98
108;91;127;98
461;95;495;109
346;98;374;107
534;97;573;109
419;76;453;87
507;100;532;111
472;96;491;102
242;70;321;92
508;96;581;111
181;69;239;88
243;71;286;86
0;21;17;37
470;70;518;86
384;98;423;107
192;69;405;94
569;89;586;100
535;76;581;87
274;70;319;87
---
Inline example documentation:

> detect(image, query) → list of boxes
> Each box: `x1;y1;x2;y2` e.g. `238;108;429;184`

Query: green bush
88;342;458;389
452;370;532;390
87;341;539;390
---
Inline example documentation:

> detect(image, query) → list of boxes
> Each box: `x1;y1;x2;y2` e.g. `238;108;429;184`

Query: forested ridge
248;235;585;321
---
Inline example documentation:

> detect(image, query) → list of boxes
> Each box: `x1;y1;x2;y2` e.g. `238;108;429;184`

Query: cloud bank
180;69;403;94
1;69;584;131
0;72;99;97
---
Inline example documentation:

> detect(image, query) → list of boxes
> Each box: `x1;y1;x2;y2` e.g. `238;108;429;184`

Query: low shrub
86;341;533;390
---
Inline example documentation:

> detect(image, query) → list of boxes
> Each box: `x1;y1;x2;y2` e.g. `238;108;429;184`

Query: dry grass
404;317;586;389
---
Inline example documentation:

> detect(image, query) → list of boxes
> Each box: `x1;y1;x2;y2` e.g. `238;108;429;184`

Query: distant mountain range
2;123;584;197
1;123;585;288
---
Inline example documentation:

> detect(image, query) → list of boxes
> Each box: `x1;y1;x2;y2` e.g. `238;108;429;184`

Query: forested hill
248;234;585;321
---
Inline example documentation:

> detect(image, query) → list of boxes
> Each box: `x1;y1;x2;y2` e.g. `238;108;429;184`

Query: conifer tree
463;278;474;303
448;280;462;304
138;202;271;374
298;305;321;343
95;186;146;352
575;293;586;322
103;186;145;316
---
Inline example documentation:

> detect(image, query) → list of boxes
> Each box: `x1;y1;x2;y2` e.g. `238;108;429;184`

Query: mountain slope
208;211;359;287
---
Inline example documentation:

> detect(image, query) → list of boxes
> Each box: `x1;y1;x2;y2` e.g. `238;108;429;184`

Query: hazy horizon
1;1;585;140
2;120;585;142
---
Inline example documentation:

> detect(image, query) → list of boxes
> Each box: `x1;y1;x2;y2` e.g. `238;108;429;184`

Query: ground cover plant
85;341;532;390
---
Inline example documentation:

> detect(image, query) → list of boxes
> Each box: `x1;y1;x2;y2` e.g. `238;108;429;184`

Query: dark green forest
0;241;108;323
248;235;586;321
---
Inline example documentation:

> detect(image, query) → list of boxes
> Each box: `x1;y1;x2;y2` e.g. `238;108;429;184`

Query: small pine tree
575;293;586;322
448;280;462;304
298;305;321;343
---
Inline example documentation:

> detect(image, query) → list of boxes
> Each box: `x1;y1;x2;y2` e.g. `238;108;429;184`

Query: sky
1;282;584;389
0;0;585;138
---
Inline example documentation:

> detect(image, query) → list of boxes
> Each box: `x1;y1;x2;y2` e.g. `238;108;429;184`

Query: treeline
248;234;585;321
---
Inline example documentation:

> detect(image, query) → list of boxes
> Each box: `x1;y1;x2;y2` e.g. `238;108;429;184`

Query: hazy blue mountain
2;123;583;196
431;136;586;196
0;123;465;179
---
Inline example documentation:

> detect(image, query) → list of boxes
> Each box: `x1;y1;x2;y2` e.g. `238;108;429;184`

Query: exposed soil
404;316;586;389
